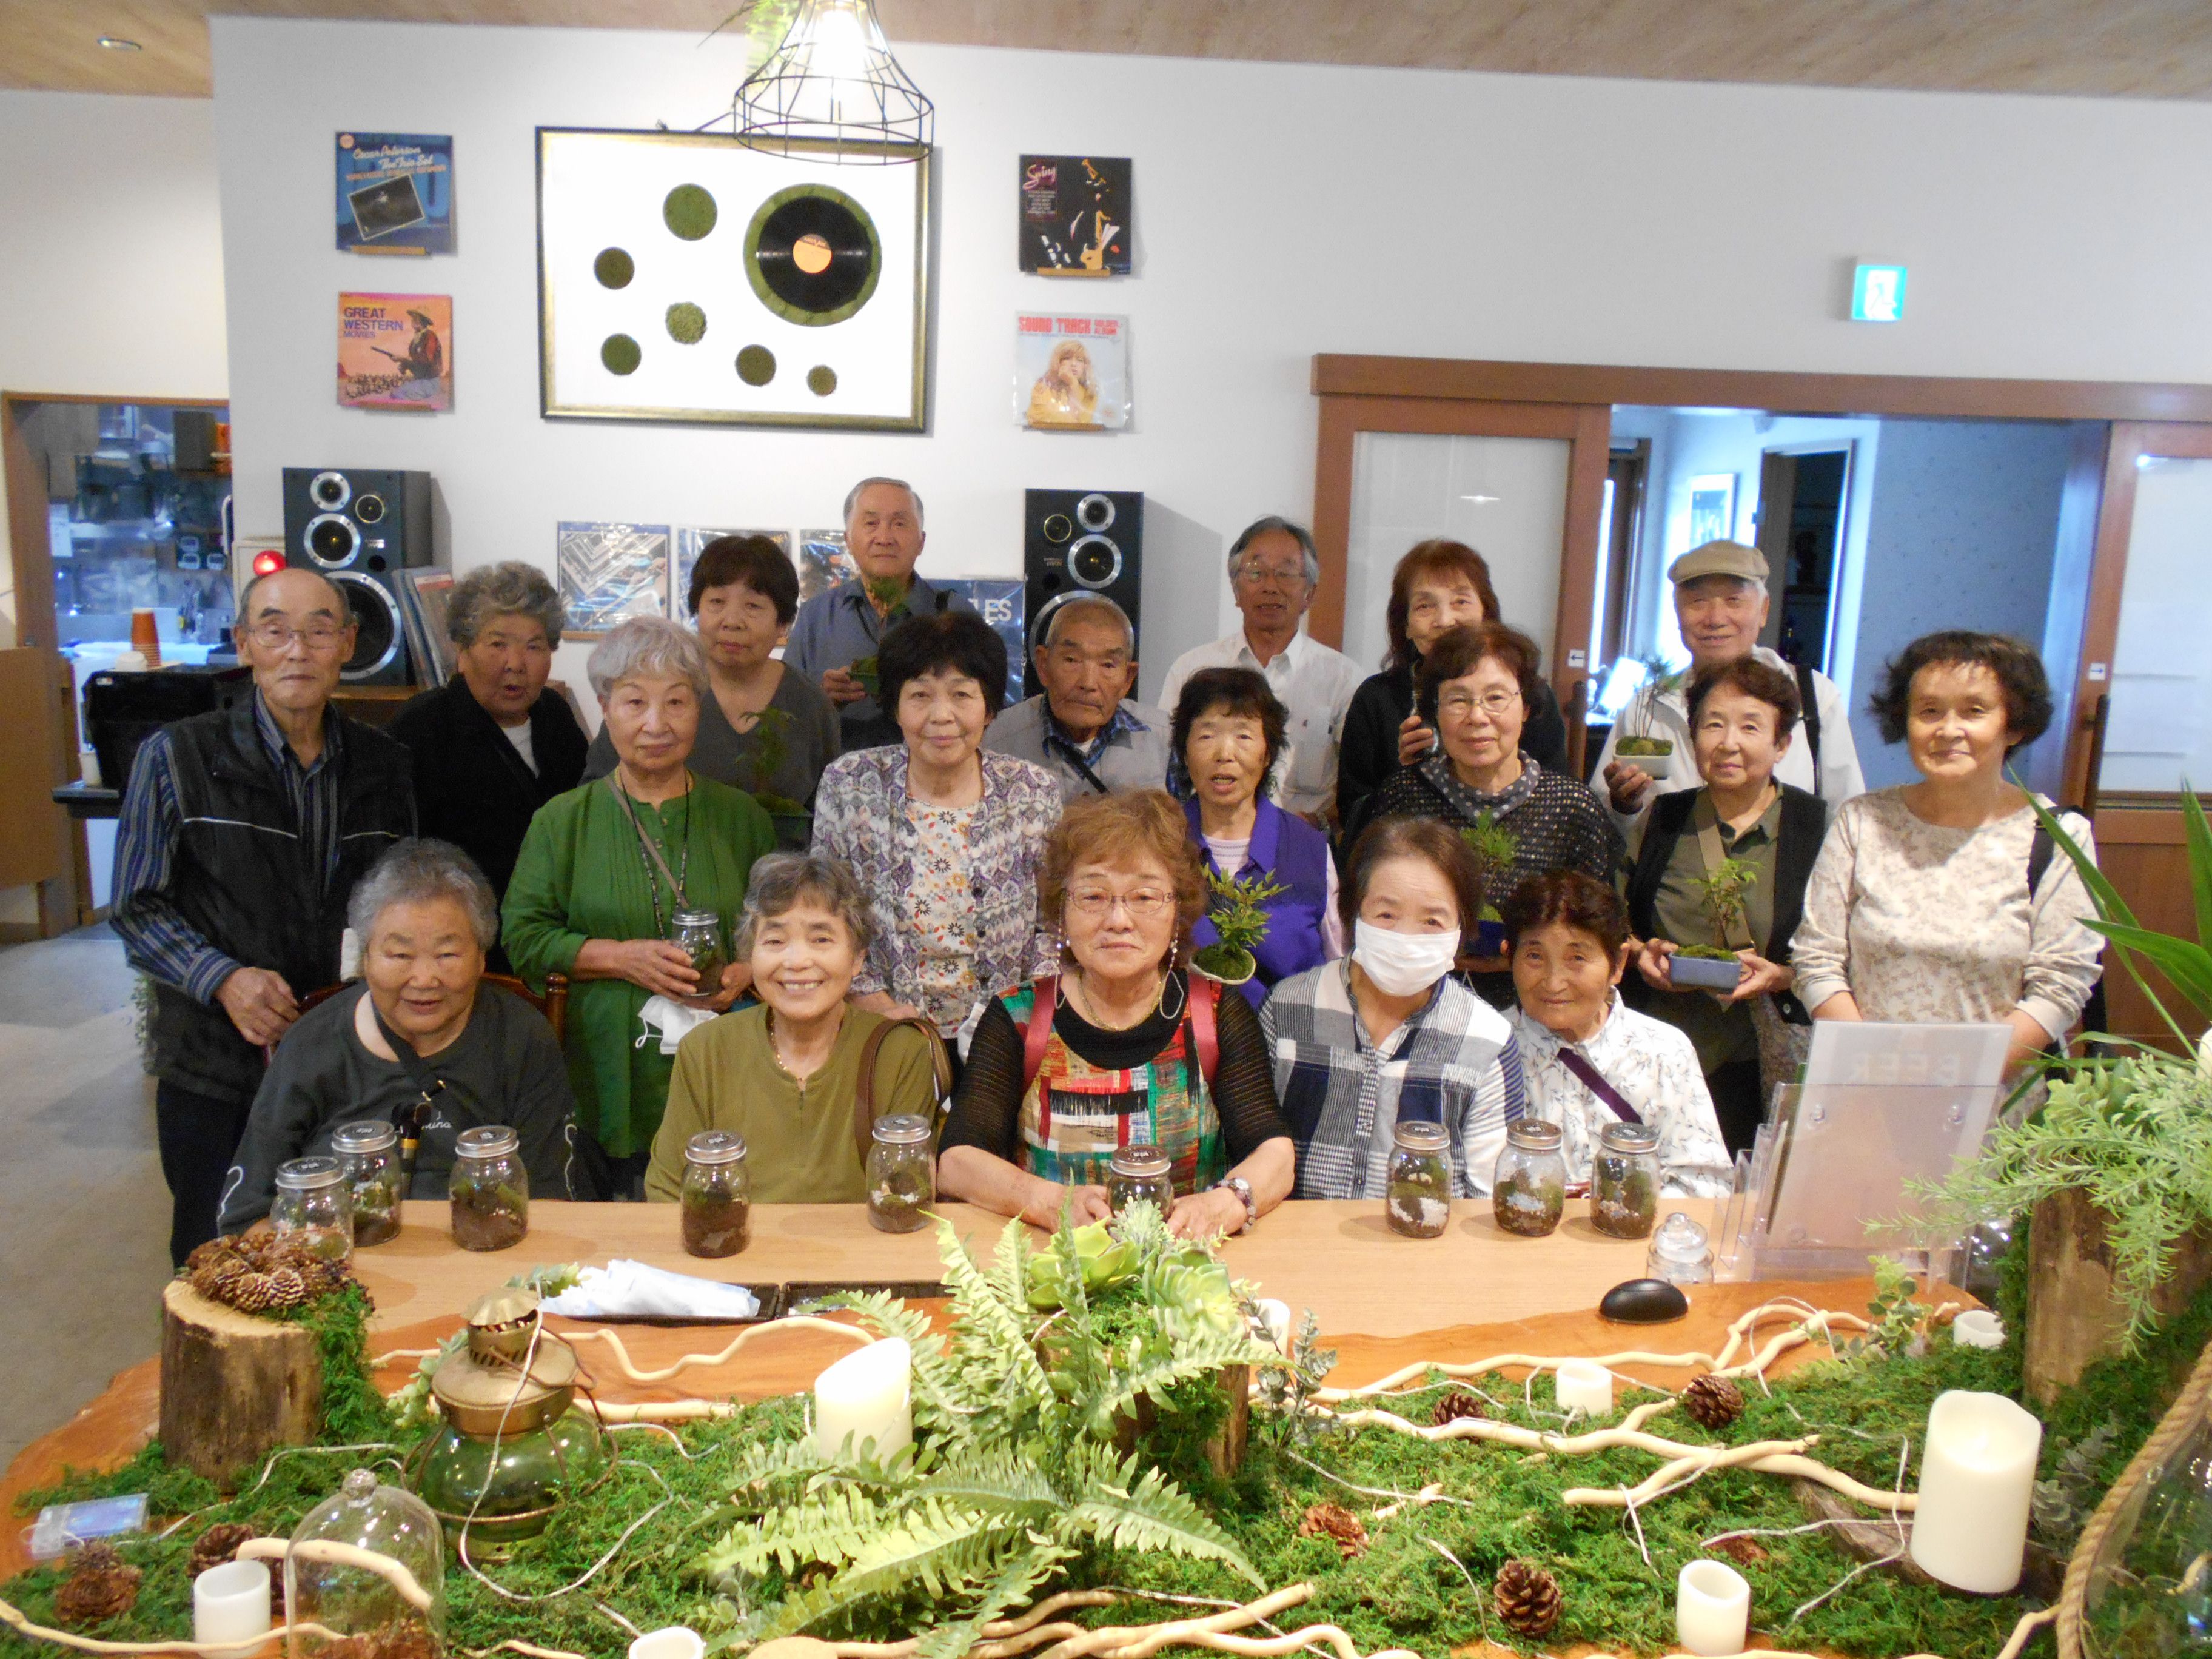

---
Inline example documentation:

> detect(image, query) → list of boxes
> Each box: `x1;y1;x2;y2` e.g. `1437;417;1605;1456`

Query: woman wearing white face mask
1260;817;1527;1200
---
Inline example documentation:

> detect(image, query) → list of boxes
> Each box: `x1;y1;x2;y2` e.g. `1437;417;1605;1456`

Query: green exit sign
1851;263;1908;323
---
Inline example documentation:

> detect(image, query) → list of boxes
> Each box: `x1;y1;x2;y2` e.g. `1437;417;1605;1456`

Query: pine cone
1493;1559;1561;1638
54;1543;142;1626
188;1523;258;1578
1433;1390;1487;1426
1709;1535;1769;1566
184;1238;232;1275
1298;1501;1369;1559
1684;1374;1745;1430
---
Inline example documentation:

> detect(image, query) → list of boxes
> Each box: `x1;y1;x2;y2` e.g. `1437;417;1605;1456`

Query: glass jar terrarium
272;1156;353;1263
449;1127;528;1252
284;1468;445;1659
2080;1398;2212;1659
403;1291;611;1556
1646;1210;1714;1284
866;1114;934;1233
331;1121;403;1247
1492;1121;1567;1238
1591;1122;1661;1239
679;1131;750;1258
668;910;725;996
1106;1145;1174;1218
1386;1120;1452;1239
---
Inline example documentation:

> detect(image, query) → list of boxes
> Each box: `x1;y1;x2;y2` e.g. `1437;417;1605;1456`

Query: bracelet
1215;1175;1256;1234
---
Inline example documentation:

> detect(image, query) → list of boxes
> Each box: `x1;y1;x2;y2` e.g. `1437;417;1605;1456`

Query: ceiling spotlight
96;35;141;49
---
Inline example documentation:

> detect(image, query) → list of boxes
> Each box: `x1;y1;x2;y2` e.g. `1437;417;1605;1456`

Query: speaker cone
1067;534;1123;590
354;492;386;525
309;470;351;511
1075;492;1116;532
1041;513;1074;545
304;513;361;568
328;574;403;681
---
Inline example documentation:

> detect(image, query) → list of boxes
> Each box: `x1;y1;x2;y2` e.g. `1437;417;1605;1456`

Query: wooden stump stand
158;1279;323;1489
2026;1188;2212;1404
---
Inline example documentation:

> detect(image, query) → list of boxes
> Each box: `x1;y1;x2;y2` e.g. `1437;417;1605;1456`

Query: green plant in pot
1906;786;2212;1403
1668;856;1755;992
1460;811;1518;957
1612;656;1683;759
1190;867;1287;985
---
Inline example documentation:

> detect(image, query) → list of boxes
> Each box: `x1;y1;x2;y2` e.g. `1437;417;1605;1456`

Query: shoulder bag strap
369;994;452;1187
605;773;691;910
1792;662;1823;791
1187;971;1220;1084
852;1014;954;1161
1021;976;1060;1094
1692;796;1761;953
1554;1047;1644;1125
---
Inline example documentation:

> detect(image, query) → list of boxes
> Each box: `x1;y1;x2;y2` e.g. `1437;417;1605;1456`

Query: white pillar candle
1952;1310;2005;1349
193;1559;271;1652
1908;1389;2044;1592
1555;1359;1614;1416
814;1336;913;1462
1675;1558;1750;1657
1255;1299;1293;1350
628;1629;703;1659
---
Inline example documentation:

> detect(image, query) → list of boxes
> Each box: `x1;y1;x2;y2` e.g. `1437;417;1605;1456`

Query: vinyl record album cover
1019;156;1130;276
940;579;1027;703
338;293;452;411
1016;314;1129;431
674;527;793;614
796;529;859;604
337;133;454;254
557;521;669;635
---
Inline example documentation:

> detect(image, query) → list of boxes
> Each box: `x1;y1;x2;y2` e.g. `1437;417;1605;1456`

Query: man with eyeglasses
1156;517;1362;826
112;566;417;1266
984;594;1169;803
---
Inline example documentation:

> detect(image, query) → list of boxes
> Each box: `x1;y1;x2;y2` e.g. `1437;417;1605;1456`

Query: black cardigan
1337;660;1572;843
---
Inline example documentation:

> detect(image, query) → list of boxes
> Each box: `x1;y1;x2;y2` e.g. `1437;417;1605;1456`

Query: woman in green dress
504;617;775;1198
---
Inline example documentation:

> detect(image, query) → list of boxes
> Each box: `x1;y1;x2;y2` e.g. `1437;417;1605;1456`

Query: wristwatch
1215;1175;1257;1235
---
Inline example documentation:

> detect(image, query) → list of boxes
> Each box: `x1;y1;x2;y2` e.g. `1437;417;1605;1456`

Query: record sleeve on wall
538;129;930;430
674;526;793;614
941;579;1027;702
337;133;454;254
1019;156;1130;276
557;521;668;635
796;529;859;603
338;293;452;411
1016;314;1129;431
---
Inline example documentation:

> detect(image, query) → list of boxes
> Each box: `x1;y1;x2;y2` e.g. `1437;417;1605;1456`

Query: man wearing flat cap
1593;540;1863;828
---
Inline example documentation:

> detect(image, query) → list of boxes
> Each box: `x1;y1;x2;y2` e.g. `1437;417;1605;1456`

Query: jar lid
871;1114;932;1146
456;1125;521;1159
330;1120;397;1155
671;910;720;929
1392;1120;1450;1152
275;1155;344;1191
1109;1144;1170;1178
686;1130;748;1165
1649;1210;1711;1260
1598;1121;1660;1153
1506;1121;1563;1151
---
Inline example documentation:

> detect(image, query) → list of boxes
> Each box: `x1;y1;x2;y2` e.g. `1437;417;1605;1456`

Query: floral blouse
810;746;1061;1032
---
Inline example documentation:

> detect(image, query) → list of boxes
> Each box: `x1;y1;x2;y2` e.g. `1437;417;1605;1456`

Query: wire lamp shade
732;0;933;161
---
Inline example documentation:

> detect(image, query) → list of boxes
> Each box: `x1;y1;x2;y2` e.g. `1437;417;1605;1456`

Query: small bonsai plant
1191;867;1288;985
1460;811;1518;955
1681;856;1757;961
1612;657;1683;758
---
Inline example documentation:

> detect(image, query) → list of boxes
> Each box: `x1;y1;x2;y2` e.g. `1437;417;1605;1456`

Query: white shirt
1592;646;1863;833
1159;628;1364;818
501;719;538;774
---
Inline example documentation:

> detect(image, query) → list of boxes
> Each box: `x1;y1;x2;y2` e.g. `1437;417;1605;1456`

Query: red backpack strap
1187;971;1219;1085
1021;976;1059;1094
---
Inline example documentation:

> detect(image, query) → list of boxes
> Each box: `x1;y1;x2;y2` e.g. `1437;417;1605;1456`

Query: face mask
1352;920;1460;996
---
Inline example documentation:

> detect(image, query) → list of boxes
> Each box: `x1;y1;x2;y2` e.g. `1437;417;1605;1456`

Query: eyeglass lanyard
607;772;694;935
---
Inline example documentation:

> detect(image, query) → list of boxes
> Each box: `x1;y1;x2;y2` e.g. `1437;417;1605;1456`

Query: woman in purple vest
1172;667;1344;1007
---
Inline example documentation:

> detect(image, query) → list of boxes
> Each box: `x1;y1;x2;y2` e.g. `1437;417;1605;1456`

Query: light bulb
807;4;870;83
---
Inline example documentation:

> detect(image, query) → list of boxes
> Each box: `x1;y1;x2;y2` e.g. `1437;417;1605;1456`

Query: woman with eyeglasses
1363;621;1623;1007
937;789;1295;1240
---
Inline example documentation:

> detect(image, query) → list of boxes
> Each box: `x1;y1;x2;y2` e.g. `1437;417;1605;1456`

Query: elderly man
1157;516;1362;823
984;594;1169;802
112;566;417;1264
1595;540;1863;826
784;476;979;751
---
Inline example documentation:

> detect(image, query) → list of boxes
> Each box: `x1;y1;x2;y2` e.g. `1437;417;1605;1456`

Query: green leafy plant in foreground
699;1207;1280;1657
1191;867;1288;984
1683;854;1757;960
1459;810;1518;923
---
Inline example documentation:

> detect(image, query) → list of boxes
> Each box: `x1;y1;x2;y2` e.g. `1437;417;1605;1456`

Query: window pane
2102;455;2212;796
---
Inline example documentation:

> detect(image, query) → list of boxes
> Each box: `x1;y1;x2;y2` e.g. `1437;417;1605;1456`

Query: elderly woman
390;563;589;913
811;610;1061;1042
1261;817;1524;1201
1624;657;1828;1153
646;854;947;1205
939;789;1295;1239
1365;620;1623;1005
1504;870;1732;1197
1337;540;1572;840
504;617;776;1198
1791;631;2102;1082
217;839;577;1231
1175;666;1341;1008
586;535;839;848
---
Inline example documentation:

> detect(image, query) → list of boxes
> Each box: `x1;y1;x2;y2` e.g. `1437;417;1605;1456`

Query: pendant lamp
731;0;933;161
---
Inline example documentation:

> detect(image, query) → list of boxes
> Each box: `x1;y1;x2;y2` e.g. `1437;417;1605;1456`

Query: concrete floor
0;923;172;1469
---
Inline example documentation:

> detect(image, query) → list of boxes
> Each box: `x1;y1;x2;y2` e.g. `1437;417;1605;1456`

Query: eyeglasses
1233;562;1308;589
1067;888;1175;920
1438;689;1521;720
246;622;350;652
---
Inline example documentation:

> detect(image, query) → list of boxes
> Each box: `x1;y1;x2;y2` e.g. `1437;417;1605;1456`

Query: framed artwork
557;521;669;636
1016;314;1130;431
337;133;453;254
1019;155;1130;276
1687;474;1738;547
537;129;931;430
337;293;451;411
796;529;858;604
941;579;1027;703
674;526;792;614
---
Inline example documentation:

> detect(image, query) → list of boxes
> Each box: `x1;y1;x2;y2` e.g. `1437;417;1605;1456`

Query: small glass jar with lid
1590;1122;1662;1239
449;1126;528;1252
1492;1121;1567;1238
1646;1210;1714;1284
272;1156;353;1263
1386;1120;1453;1239
1106;1145;1175;1218
668;910;726;996
679;1131;750;1258
284;1468;444;1659
866;1115;934;1233
330;1121;402;1247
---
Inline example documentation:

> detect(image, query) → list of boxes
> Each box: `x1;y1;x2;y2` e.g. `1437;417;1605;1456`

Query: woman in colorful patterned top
809;610;1061;1044
1502;870;1731;1198
938;789;1295;1239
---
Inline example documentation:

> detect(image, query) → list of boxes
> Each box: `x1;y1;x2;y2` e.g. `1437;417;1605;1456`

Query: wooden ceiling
14;0;2212;101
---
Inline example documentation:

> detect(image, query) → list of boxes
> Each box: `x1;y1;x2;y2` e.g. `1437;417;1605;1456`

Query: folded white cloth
541;1259;762;1321
635;995;718;1055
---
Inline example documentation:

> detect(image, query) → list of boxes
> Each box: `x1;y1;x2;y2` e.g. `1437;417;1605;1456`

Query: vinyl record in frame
746;184;882;327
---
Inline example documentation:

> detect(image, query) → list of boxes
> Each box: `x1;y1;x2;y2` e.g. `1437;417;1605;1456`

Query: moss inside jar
350;1186;400;1248
1385;1121;1453;1239
450;1180;529;1252
669;910;726;994
868;1165;931;1233
1592;1162;1659;1239
681;1186;750;1256
1493;1168;1566;1237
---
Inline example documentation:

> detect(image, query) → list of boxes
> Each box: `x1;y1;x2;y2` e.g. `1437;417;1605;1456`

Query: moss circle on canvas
736;346;776;386
600;333;642;375
593;247;635;289
806;365;837;397
666;302;708;344
663;184;718;241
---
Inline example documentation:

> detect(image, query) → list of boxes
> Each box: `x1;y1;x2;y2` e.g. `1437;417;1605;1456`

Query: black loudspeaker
1023;489;1143;667
280;468;434;685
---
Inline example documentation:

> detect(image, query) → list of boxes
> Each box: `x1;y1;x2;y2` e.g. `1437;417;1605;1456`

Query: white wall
207;16;2212;712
